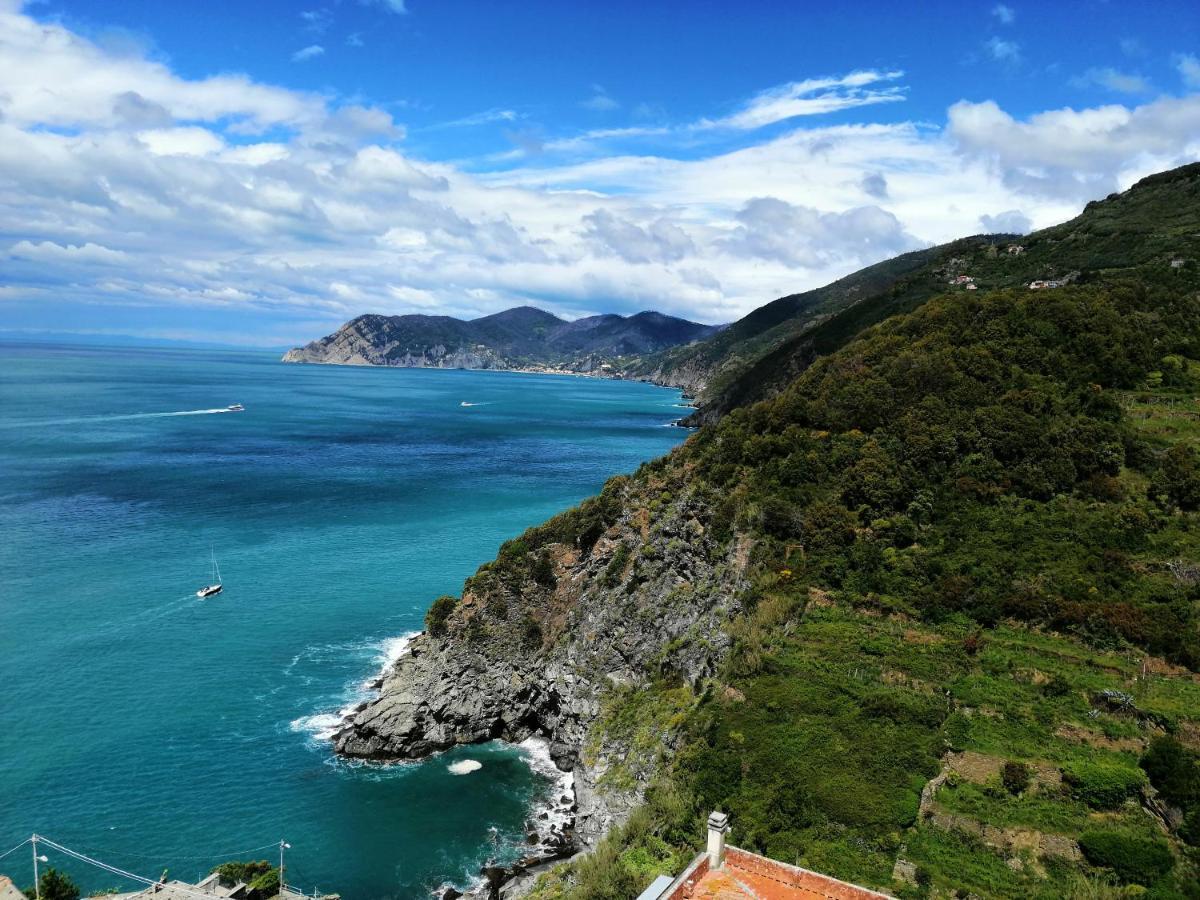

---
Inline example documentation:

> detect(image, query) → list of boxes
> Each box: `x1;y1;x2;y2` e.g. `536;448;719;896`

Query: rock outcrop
334;479;747;852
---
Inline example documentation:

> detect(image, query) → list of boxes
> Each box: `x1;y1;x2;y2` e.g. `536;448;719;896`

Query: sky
0;0;1198;347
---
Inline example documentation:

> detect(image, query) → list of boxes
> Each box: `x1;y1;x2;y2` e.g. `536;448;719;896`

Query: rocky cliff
334;472;748;851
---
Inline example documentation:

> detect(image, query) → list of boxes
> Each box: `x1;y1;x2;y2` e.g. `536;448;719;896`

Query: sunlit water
0;343;685;898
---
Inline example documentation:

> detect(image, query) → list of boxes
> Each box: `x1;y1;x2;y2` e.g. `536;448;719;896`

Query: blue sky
0;0;1198;345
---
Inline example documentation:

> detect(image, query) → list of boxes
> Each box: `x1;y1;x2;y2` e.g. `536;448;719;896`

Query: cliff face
334;475;748;845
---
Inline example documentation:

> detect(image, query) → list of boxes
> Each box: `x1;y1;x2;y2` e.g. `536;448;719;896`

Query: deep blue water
0;343;686;898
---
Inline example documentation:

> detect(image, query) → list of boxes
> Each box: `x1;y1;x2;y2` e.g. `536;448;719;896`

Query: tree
31;869;80;900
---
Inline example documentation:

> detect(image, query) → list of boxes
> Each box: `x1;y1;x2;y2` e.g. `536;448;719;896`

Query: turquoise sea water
0;343;686;898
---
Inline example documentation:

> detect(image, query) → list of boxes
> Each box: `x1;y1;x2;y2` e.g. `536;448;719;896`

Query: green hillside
642;164;1200;425
503;165;1200;898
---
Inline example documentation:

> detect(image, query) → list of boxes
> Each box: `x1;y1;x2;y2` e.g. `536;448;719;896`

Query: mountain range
282;306;719;372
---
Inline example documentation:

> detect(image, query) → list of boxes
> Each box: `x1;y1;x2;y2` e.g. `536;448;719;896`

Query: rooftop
647;813;893;900
0;876;28;900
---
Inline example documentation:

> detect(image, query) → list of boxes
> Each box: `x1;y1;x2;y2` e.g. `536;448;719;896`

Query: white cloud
991;4;1015;24
433;108;520;129
138;126;226;157
301;9;333;34
292;44;325;63
1072;67;1151;95
0;3;1197;341
702;70;905;130
582;86;619;112
10;240;130;264
0;10;324;130
364;0;407;12
581;210;695;263
346;32;364;47
1179;54;1200;90
720;198;922;267
948;96;1200;198
986;37;1021;63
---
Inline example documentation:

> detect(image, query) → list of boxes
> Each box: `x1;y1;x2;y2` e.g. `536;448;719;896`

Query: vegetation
503;165;1200;898
211;861;279;899
425;594;457;636
24;869;80;900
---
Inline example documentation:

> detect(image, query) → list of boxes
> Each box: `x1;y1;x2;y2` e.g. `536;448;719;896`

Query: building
0;876;28;900
948;275;974;285
1028;280;1062;290
640;813;894;900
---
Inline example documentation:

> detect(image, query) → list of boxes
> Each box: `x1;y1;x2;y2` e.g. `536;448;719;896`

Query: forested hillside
337;163;1200;899
528;271;1200;899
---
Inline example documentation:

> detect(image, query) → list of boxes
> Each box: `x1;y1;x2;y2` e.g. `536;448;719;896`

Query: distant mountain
281;306;719;372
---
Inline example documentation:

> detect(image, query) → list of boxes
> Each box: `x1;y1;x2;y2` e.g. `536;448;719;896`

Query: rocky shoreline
330;481;748;897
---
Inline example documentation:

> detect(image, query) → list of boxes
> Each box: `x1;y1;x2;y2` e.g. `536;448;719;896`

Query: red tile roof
661;847;893;900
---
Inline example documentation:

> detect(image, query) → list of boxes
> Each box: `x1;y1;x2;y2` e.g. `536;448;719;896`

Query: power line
32;836;306;900
0;838;31;861
70;841;283;864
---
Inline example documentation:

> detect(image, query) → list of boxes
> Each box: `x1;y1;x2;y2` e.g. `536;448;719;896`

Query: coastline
311;632;582;899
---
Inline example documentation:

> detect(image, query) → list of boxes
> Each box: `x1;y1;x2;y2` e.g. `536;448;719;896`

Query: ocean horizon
0;342;686;898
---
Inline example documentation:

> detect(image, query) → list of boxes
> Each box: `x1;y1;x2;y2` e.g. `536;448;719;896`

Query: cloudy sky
1;0;1198;347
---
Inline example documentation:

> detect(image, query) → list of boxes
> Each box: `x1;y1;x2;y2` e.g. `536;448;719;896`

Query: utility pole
278;840;290;894
31;835;47;900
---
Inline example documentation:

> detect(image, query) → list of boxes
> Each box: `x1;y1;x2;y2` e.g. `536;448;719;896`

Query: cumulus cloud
0;3;1198;341
720;198;922;268
991;4;1015;24
979;210;1032;234
581;210;696;263
947;96;1200;198
292;44;325;62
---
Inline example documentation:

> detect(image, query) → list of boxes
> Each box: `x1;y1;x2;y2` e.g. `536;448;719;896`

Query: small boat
226;404;245;412
197;548;223;598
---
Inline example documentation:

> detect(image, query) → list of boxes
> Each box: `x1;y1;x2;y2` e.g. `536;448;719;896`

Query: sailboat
197;548;223;598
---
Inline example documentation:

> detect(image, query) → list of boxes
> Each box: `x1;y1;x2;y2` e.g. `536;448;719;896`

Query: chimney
706;811;729;869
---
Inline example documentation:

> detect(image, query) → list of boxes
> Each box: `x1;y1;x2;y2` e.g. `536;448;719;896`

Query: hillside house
640;812;893;900
948;274;975;285
1172;258;1186;268
1028;280;1062;290
1007;244;1025;256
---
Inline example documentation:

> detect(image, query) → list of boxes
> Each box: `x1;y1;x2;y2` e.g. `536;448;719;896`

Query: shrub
1001;761;1031;795
602;543;631;587
1078;831;1174;885
522;615;543;650
1065;761;1147;809
1140;735;1200;810
424;595;457;636
532;551;556;587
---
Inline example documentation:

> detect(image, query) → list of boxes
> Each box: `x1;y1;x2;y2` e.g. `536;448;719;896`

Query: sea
0;342;688;898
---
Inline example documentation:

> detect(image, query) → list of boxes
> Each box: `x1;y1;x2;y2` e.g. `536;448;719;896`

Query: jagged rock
441;889;463;900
